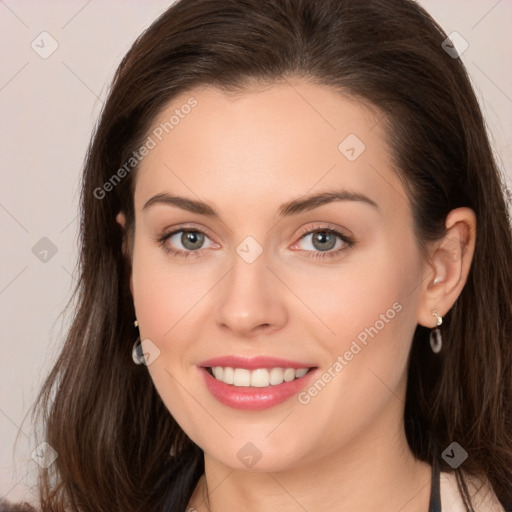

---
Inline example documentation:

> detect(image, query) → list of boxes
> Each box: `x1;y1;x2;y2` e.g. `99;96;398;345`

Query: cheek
286;232;422;353
131;241;213;341
130;242;220;408
295;236;422;401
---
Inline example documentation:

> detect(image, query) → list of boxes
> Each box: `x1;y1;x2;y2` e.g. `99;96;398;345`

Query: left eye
292;227;353;257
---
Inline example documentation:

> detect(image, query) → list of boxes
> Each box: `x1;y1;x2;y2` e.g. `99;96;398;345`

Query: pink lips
197;355;318;410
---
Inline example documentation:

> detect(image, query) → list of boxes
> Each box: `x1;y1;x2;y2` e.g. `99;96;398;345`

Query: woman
3;0;511;510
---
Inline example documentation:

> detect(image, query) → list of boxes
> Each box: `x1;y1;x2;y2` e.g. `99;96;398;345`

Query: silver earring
429;311;443;353
132;319;144;365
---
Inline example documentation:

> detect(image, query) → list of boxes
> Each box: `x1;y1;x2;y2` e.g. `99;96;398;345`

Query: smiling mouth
205;366;315;387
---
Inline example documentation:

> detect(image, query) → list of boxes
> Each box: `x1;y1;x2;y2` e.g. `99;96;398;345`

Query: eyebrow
142;188;379;217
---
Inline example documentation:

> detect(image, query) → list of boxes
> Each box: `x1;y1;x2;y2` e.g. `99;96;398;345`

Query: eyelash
155;223;355;260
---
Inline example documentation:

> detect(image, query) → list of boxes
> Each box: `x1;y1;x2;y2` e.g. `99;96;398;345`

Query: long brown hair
20;0;512;510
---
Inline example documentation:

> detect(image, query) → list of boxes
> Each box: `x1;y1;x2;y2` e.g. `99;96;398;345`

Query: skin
117;78;476;512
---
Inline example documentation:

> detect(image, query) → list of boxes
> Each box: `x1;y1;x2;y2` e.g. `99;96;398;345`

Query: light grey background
1;0;511;503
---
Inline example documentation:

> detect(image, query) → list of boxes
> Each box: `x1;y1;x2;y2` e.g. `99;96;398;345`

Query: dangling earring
132;319;144;365
430;310;443;353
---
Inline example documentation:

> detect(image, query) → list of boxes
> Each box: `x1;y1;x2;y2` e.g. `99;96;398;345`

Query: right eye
157;228;219;258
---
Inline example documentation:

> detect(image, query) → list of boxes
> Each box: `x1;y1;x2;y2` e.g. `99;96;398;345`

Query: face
121;79;429;472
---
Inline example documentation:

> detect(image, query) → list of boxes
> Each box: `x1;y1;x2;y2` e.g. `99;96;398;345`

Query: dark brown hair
16;0;512;510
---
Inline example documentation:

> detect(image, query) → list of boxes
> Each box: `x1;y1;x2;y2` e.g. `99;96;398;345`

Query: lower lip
199;367;318;410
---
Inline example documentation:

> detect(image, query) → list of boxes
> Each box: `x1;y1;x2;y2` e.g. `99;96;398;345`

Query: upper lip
199;355;317;370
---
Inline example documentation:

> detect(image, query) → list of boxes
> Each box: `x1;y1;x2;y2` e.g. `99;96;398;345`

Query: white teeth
233;368;251;387
210;366;311;387
211;366;223;380
295;368;308;378
223;366;234;384
251;369;270;388
283;368;296;382
269;367;284;385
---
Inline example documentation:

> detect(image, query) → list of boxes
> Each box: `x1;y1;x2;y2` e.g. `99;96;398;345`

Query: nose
214;246;288;338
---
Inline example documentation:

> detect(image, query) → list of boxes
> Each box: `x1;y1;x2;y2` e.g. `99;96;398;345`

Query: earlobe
417;207;476;328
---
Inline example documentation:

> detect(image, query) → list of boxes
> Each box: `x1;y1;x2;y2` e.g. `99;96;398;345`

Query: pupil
182;231;203;249
313;232;336;251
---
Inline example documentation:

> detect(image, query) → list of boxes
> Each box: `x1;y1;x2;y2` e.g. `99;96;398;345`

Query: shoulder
0;498;38;511
440;470;507;512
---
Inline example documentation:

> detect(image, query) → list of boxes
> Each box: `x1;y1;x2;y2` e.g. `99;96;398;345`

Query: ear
417;207;477;328
116;211;134;297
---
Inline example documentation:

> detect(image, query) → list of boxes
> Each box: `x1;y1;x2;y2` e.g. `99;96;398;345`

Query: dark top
429;456;442;512
428;458;512;512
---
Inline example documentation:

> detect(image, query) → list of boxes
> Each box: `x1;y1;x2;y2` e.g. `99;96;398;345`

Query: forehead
133;79;407;218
